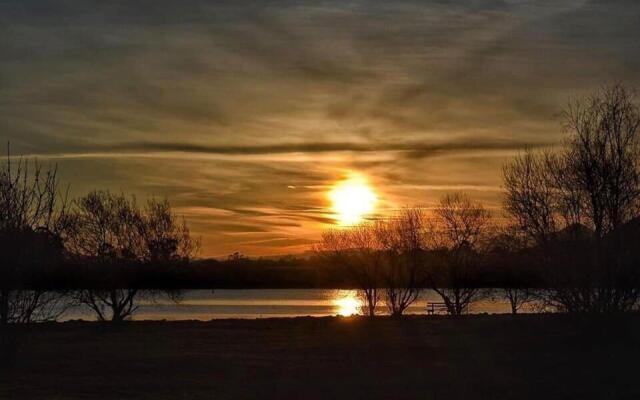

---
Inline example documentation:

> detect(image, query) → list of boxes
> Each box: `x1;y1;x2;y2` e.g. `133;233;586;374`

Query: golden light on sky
329;173;378;226
4;1;638;256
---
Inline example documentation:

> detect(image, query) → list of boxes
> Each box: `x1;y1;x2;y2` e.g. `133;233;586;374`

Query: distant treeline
5;251;545;291
6;254;337;290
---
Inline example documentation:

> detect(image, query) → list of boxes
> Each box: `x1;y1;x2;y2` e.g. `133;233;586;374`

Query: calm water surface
60;289;531;321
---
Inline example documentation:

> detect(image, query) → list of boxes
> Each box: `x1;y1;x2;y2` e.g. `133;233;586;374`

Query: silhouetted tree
503;288;535;315
0;149;71;324
503;151;558;247
428;194;490;315
317;223;385;317
378;209;426;316
484;228;538;315
317;209;428;317
65;192;197;322
503;84;640;312
562;84;640;238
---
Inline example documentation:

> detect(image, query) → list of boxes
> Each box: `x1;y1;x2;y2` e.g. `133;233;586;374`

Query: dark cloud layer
1;0;640;256
27;138;554;159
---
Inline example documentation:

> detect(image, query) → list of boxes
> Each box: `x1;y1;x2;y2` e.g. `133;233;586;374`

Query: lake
60;289;533;321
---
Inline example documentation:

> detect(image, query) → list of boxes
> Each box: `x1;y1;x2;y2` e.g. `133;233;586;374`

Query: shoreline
0;311;619;324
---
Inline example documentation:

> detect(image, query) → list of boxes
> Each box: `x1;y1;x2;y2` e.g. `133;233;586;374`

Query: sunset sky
2;0;640;257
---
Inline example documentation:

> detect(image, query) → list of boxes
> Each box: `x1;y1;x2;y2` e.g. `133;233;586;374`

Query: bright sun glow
329;174;377;226
334;295;361;316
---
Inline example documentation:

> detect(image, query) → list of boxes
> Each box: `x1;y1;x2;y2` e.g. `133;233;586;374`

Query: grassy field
2;314;640;399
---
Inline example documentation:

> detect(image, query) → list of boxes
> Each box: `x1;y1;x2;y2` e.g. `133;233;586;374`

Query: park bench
426;302;448;315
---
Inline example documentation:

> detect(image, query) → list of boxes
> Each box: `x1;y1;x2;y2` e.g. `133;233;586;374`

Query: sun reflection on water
333;291;362;316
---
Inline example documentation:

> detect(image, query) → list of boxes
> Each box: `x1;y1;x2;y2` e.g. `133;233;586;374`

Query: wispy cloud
15;138;555;160
1;0;639;255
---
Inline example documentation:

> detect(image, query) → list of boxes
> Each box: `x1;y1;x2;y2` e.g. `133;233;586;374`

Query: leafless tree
503;151;558;246
317;209;427;317
143;199;199;265
429;194;490;315
0;147;71;324
2;290;70;323
316;223;385;317
378;208;426;316
503;84;640;313
483;227;538;315
562;84;640;238
66;192;197;322
500;288;536;315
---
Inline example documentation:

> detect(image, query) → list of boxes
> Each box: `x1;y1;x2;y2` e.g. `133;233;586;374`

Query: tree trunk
110;290;123;323
0;290;9;325
366;301;376;317
111;313;125;323
365;291;376;317
509;291;518;315
454;291;463;316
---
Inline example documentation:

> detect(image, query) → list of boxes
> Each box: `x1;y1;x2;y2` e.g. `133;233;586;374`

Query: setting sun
329;174;378;226
334;294;361;316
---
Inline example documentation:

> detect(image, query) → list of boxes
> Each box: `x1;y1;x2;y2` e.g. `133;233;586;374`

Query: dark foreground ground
2;314;640;400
